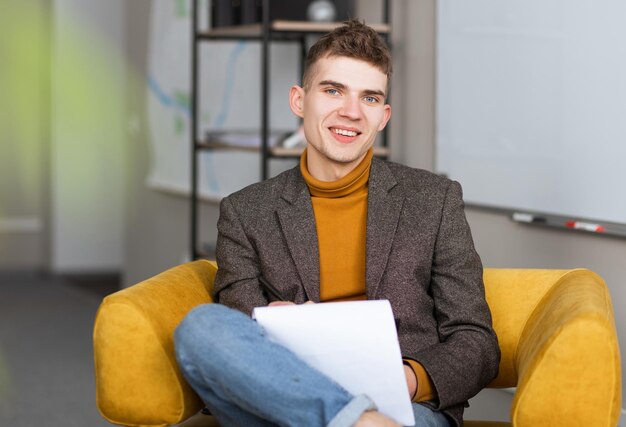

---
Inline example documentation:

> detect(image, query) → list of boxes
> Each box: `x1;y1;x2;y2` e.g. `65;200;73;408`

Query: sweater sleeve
403;359;436;402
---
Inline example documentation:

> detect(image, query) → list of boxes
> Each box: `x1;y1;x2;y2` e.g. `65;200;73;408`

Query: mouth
329;126;362;143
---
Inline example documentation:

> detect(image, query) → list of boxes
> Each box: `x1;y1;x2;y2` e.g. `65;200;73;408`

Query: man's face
289;56;391;180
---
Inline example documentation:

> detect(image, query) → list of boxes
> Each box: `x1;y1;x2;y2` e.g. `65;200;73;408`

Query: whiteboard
436;0;626;225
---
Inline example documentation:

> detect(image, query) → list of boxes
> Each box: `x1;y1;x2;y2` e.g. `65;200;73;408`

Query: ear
378;104;392;131
289;85;305;119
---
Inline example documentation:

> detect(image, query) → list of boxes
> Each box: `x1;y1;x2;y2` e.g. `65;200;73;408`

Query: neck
306;148;369;182
301;147;374;185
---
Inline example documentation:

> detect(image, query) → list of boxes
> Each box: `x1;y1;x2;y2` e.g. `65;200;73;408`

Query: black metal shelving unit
191;0;391;259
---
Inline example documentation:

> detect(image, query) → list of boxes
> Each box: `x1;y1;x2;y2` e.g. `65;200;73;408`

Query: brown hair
302;19;392;90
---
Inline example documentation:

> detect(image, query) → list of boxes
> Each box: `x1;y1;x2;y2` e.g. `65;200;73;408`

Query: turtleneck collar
300;148;373;198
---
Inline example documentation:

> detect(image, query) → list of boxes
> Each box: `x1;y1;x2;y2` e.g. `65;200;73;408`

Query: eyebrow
318;80;386;98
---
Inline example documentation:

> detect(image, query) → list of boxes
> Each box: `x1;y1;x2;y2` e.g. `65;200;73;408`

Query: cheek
302;117;322;143
367;110;387;130
306;96;339;119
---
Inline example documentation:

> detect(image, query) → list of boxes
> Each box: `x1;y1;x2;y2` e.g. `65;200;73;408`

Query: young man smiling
175;20;500;427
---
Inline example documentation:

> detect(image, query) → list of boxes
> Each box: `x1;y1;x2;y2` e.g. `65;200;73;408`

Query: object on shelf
307;0;337;22
204;130;289;147
267;0;353;22
211;0;240;28
240;0;262;24
281;126;306;149
210;0;354;28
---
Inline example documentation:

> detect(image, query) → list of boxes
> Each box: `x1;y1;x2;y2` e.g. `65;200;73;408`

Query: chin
336;145;370;162
326;150;362;164
313;140;369;164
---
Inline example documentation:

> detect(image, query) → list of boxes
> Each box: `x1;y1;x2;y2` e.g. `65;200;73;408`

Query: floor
0;271;118;427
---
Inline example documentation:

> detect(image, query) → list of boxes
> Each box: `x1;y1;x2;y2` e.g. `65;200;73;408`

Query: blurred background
0;0;624;426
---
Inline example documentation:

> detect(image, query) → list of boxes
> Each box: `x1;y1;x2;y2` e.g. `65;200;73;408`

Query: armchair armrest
512;269;621;426
94;260;217;427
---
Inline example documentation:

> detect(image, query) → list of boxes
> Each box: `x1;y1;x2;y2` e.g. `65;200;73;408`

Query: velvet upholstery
94;260;216;426
93;262;621;426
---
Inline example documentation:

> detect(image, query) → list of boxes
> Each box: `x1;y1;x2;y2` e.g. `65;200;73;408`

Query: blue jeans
174;304;450;427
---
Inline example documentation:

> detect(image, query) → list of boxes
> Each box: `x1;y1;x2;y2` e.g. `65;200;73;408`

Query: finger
268;301;296;307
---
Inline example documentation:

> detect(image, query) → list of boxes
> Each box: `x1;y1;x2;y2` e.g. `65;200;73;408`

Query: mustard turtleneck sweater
300;149;372;301
299;148;436;403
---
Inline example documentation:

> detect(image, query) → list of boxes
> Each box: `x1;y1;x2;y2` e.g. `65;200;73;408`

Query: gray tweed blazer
214;157;500;427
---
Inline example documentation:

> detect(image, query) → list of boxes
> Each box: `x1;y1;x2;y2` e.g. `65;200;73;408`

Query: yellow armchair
93;261;621;426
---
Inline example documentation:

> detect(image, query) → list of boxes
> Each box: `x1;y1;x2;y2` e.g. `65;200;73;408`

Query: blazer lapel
275;168;321;302
366;158;405;298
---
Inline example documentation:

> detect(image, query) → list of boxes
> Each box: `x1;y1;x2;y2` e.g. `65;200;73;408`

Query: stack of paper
252;300;415;425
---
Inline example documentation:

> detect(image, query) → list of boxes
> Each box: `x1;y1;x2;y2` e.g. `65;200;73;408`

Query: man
175;20;500;427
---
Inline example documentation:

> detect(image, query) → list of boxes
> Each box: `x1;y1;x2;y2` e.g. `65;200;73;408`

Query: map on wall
146;0;299;200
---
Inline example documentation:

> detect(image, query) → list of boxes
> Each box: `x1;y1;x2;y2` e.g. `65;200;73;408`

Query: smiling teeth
333;128;358;137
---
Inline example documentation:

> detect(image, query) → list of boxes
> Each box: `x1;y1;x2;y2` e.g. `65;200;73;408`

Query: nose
338;95;363;120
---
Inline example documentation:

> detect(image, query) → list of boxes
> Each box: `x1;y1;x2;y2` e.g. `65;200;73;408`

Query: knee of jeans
175;305;214;354
175;304;246;355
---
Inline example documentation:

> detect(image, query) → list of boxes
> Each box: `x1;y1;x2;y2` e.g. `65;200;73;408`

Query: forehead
309;56;388;93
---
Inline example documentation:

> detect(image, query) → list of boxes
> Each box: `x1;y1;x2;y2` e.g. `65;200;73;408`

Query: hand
354;411;401;427
268;301;295;307
404;364;417;399
268;300;315;307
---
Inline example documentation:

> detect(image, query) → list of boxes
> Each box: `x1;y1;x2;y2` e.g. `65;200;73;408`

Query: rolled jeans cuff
327;394;377;427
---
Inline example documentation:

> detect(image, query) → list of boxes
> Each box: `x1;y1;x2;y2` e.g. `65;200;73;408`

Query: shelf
198;20;391;40
270;145;390;158
197;130;290;152
196;141;262;152
190;0;392;260
196;141;390;159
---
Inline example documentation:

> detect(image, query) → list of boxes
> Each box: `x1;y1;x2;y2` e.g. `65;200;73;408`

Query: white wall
0;1;49;270
50;0;126;272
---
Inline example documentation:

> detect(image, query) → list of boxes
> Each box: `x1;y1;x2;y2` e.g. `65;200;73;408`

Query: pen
258;275;287;301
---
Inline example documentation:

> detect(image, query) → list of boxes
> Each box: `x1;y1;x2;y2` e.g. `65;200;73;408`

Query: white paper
252;300;415;426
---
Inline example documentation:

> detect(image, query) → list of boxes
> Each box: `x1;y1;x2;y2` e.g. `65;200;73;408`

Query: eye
364;96;379;104
326;88;340;95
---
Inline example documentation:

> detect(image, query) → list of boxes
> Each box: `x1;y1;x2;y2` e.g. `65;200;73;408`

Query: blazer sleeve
412;180;500;409
213;196;268;316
